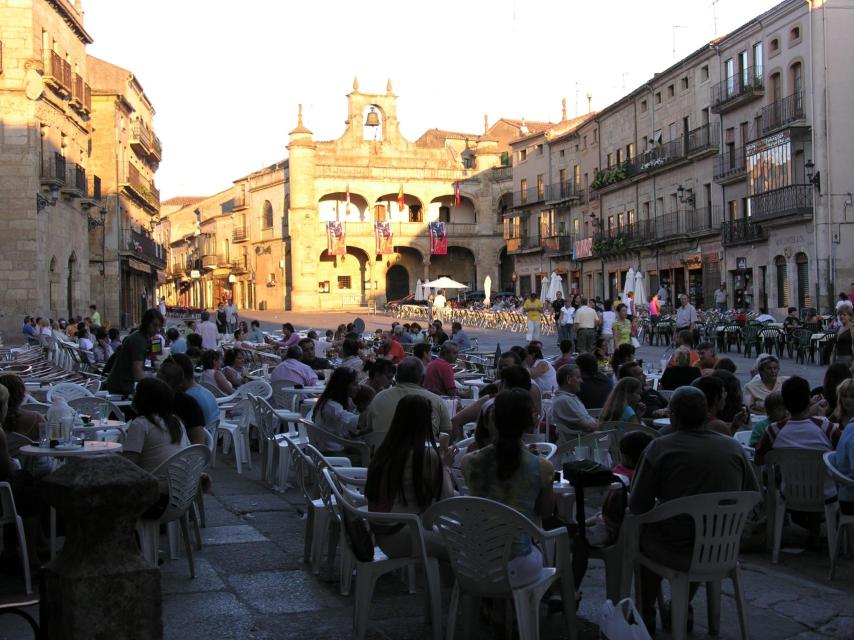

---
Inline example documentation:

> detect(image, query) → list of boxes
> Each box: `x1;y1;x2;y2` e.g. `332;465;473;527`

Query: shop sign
127;258;151;274
736;257;748;270
682;253;702;268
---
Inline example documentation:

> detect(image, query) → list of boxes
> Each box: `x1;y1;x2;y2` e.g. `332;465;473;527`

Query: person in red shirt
423;342;462;397
377;330;405;364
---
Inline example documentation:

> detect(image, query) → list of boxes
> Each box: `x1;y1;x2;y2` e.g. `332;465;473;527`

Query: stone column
40;455;162;639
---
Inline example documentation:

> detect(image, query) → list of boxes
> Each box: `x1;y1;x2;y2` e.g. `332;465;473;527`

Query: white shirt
198;320;219;350
559;306;575;325
314;338;332;358
601;311;616;336
433;294;446;309
158;301;167;317
756;313;776;322
625;298;635;316
225;304;238;322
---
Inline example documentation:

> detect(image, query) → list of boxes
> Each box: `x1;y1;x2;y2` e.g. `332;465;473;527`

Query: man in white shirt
197;310;220;350
158;296;167;318
574;297;601;354
674;294;698;336
713;283;727;312
225;301;238;333
432;289;446;323
755;308;776;323
558;298;575;347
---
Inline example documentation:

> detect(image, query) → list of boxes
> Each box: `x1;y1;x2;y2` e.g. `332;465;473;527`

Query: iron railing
123;229;166;267
131;122;163;160
232;227;247;242
749;184;813;222
41;152;66;183
711;65;764;110
65;163;87;195
713;147;747;181
686;122;720;155
125;163;160;210
758;91;805;135
721;218;765;246
506;230;542;253
546;181;583;202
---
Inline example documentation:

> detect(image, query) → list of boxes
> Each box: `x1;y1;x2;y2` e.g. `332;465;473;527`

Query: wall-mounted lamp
677;185;696;207
87;206;107;230
805;160;821;193
37;185;60;212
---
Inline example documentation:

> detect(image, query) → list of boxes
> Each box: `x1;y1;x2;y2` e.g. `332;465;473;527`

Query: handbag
341;508;375;562
599;598;653;640
563;460;625;542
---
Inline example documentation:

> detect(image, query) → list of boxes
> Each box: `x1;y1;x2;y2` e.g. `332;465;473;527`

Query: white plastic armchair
249;394;293;489
68;396;126;422
321;467;443;640
421;496;578;640
621;491;761;640
0;482;32;594
46;382;92;403
236;378;272;400
823;451;854;580
136;445;210;578
303;419;371;467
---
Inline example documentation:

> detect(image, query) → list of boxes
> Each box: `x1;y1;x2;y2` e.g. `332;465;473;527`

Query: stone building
87;55;164;328
162;81;523;312
0;0;96;335
504;0;854;315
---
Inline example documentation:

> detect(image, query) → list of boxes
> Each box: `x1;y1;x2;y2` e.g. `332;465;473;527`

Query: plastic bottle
46;396;73;445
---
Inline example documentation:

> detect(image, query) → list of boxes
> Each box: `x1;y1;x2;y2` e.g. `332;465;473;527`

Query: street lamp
677;185;696;207
805;160;821;193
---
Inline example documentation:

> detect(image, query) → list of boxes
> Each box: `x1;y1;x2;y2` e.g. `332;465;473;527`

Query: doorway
66;253;76;320
385;265;409;302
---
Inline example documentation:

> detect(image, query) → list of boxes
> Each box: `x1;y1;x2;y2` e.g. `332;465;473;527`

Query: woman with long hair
833;305;854;367
600;377;643;424
222;348;247;388
200;349;234;395
525;343;557;394
710;369;747;424
0;373;44;441
124;377;189;477
312;367;360;446
366;395;453;558
818;363;851;417
463;389;555;587
833;378;854;428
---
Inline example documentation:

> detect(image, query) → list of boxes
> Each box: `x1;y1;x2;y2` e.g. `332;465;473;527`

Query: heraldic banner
326;221;346;256
429;221;447;255
374;221;393;255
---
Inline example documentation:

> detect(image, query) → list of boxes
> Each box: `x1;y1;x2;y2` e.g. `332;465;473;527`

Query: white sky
82;0;775;199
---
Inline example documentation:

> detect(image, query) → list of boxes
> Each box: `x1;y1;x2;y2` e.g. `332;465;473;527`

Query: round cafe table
653;417;670;428
461;379;488;400
73;419;126;432
17;441;123;458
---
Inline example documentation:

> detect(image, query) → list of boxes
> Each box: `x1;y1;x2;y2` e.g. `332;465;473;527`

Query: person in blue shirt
170;352;219;427
22;316;37;337
450;322;471;350
600;377;643;425
246;320;265;344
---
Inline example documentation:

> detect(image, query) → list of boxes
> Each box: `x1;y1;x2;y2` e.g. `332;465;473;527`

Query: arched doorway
385;265;409;302
67;253;76;320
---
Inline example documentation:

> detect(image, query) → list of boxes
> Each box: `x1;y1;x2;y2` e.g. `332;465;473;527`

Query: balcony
491;166;513;181
80;174;101;209
122;229;167;269
713;147;747;183
59;162;86;198
710;66;764;114
131;122;163;161
232;227;248;242
43;51;72;96
232;190;248;210
722;218;765;246
547;233;575;257
506;231;542;254
749;185;813;224
513;186;545;208
654;206;722;239
231;259;249;274
122;163;160;212
201;254;218;270
686;123;720;157
592;139;686;192
546;181;583;204
758;92;806;136
40;152;66;188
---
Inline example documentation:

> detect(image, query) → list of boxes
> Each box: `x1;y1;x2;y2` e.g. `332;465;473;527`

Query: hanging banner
429;221;448;255
326;221;345;256
374;221;393;255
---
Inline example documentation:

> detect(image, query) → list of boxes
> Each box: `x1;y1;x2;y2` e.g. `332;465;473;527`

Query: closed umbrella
622;267;636;301
484;275;492;307
634;271;647;309
540;275;549;302
549;272;564;301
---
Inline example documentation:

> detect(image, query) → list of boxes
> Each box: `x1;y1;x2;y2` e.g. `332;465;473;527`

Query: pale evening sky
82;0;775;199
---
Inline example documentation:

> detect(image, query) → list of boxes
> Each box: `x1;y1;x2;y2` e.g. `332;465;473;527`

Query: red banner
429;221;447;255
326;221;345;256
374;221;393;255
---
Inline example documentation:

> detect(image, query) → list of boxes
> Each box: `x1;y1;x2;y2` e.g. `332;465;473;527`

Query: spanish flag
397;185;405;211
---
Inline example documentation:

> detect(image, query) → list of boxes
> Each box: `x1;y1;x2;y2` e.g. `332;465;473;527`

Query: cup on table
59;415;74;446
39;422;49;448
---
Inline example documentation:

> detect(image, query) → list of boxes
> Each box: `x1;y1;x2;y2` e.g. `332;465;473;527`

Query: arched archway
497;191;513;224
318;192;370;222
375;193;423;223
318;246;371;307
428;246;476;294
261;200;274;229
429;195;476;224
385;265;409;302
67;253;77;319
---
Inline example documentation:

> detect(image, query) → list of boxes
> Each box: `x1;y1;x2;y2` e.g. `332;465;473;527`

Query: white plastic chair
201;381;226;398
765;448;838;565
421;496;578;640
528;441;557;460
206;418;246;474
733;430;752;447
0;482;32;594
271;379;300;412
236;378;272;400
249;394;295;489
823;451;854;580
46;382;92;403
304;419;371;467
68;396;126;422
623;491;760;640
321;467;443;640
136;445;210;578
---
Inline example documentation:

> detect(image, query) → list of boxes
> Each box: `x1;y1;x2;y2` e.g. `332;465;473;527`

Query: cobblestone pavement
1;453;852;639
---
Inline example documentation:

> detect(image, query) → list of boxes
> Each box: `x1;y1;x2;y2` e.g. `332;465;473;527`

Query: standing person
558;297;575;349
612;303;633;350
551;291;565;335
625;292;635;320
215;304;227;336
105;308;164;396
197;310;219;350
522;291;543;342
224;299;238;334
600;300;616;353
158;296;167;318
432;289;446;324
656;283;669;308
713;283;728;313
574;296;600;354
833;305;854;367
89;304;102;327
674;293;698;342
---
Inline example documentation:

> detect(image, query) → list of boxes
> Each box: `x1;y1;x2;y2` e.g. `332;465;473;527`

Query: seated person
339;338;367;381
553;339;574;371
298;337;331;371
0;373;45;441
185;333;203;361
222;348;247;388
618;362;669;420
667;330;700;367
376;331;405;364
600;377;643;425
696;341;719;371
575;352;613;409
659;346;701;391
782;306;802;331
749;391;788;446
365;395;453;559
157;357;207;445
713;357;737;373
171;353;220;427
552;364;598;436
744;354;786;414
364;359;396;395
691;375;737;436
200;349;235;395
423;342;462;397
246;320;265;343
835;398;854;517
311;368;360;449
167;328;187;354
271;345;318;387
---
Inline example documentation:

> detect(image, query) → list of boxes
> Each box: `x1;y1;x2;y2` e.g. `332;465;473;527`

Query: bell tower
344;77;405;145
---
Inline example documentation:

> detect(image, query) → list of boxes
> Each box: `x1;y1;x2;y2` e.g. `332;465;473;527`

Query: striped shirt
755;416;840;465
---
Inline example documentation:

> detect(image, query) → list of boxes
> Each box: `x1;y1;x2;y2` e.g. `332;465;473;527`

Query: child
749;391;788;446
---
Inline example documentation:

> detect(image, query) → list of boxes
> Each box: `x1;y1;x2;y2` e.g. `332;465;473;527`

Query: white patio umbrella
414;278;424;301
425;276;469;290
634;271;648;308
622;267;636;301
540;275;550;302
484;275;492;307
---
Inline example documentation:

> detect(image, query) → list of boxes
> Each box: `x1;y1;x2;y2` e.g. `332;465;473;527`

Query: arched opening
385;265;409;302
261;200;274;229
67;253;77;320
498;246;514;293
318;246;370;306
795;252;810;309
429;195;476;224
318;192;370;222
774;255;788;307
374;194;423;223
428;246;476;298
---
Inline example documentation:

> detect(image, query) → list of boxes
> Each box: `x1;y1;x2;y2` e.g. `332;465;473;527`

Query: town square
1;1;854;638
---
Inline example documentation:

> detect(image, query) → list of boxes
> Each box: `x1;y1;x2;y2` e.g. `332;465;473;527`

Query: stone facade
161;81;519;312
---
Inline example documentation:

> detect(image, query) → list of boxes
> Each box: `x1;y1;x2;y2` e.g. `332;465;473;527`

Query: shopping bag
599;598;652;640
631;336;641;348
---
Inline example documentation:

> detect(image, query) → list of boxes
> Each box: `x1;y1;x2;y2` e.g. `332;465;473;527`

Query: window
775;255;788;307
262;200;273;228
700;65;709;81
409;204;422;222
559;149;565;158
439;206;450;222
536;144;544;156
681;77;689;90
572;165;581;188
626;144;634;161
536;174;544;200
519;149;527;162
583;135;588;149
642;202;650;221
728;200;738;221
318;281;330;294
559;168;567;187
725;58;735;96
606;152;613;168
520;178;528;205
607;215;615;236
655;92;662;105
796;252;810;308
593;129;598;142
617;212;625;231
616;149;623;165
641;99;648;112
770;37;780;53
337;275;352;290
753;42;763;78
627;209;635;226
669;122;678;141
572;218;580;236
791;61;802;94
790;26;801;43
669;193;678;213
667;84;675;98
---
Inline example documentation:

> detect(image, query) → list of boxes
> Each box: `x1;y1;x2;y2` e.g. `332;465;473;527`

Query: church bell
364;107;380;128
